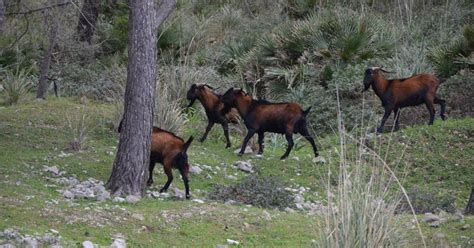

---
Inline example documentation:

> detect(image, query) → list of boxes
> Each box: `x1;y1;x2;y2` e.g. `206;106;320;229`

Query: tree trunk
466;185;474;215
0;0;5;33
36;13;58;99
76;0;101;44
106;0;176;196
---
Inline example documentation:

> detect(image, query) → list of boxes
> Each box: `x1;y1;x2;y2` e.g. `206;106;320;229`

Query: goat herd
118;67;447;199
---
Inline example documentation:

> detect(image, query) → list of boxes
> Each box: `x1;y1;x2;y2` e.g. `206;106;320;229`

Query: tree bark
76;0;101;44
36;12;59;99
106;0;176;196
466;185;474;215
0;0;5;33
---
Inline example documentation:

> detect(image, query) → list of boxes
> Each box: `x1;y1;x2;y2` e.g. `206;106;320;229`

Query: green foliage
284;0;318;19
1;65;35;105
428;25;474;77
209;175;294;210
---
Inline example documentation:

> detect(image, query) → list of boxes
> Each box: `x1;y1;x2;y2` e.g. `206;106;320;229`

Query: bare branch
6;0;70;15
155;0;176;29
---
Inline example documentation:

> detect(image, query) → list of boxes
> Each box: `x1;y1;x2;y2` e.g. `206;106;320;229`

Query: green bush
398;186;457;214
1;66;35;105
209;175;294;210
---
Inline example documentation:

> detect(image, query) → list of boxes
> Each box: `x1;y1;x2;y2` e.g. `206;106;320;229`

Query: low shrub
398;186;457;214
209;175;294;210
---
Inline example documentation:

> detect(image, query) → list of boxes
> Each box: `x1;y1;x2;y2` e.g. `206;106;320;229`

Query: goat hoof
147;180;153;186
159;188;167;193
199;138;205;142
237;153;243;157
186;195;190;199
280;156;288;160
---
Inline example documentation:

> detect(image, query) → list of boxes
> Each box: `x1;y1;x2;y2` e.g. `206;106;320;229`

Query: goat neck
372;72;390;98
198;87;220;109
234;94;252;117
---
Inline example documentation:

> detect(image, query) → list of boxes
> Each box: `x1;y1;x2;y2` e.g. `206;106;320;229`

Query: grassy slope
0;97;473;246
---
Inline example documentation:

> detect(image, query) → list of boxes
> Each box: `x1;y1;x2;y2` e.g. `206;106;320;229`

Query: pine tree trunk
36;13;58;99
76;0;101;44
106;0;176;196
466;185;474;215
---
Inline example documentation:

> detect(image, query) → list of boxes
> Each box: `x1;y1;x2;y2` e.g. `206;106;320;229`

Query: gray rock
234;146;253;154
42;233;60;244
22;236;39;248
113;197;125;203
126;195;141;204
172;188;185;198
312;156;326;164
284;207;295;213
460;224;470;230
82;241;94;248
62;190;74;199
262;210;272;221
43;166;60;175
109;238;126;248
423;213;440;223
434;232;446;239
429;220;442;228
192;199;205;204
233;161;253;173
294;194;305;204
0;244;16;248
96;189;111;201
454;212;465;221
215;245;228;248
226;239;239;245
131;213;144;221
189;166;203;174
225;200;236;205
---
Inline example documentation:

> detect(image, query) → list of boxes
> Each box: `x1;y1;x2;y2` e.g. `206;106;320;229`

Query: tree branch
6;1;70;15
155;0;176;29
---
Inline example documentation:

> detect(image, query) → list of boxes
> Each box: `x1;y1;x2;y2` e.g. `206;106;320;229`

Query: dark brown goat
221;88;319;160
187;84;238;148
118;121;193;199
363;67;446;133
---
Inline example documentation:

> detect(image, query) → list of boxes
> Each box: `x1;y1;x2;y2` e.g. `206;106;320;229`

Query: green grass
0;97;473;246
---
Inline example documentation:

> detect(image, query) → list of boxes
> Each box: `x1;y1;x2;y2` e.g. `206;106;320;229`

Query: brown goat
363;67;446;133
118;121;193;199
187;84;238;148
221;88;319;160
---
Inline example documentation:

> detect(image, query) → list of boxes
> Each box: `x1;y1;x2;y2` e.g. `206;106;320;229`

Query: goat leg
239;129;256;156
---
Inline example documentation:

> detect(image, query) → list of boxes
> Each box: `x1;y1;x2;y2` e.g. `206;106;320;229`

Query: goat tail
303;106;312;116
183;136;194;152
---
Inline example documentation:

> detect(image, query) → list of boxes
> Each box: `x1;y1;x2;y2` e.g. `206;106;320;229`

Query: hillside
0;98;473;247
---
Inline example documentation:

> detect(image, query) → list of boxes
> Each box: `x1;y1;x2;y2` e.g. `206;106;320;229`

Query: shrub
2;66;35;105
397;186;457;214
65;105;93;151
209;175;294;210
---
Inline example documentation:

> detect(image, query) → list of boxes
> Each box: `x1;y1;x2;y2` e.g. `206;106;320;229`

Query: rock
43;166;60;175
192;199;205;204
23;236;39;247
312;156;326;164
434;232;446;239
0;243;16;248
109;238;126;248
262;210;272;221
96;189;110;201
172;188;185;198
423;213;440;223
454;212;465;221
150;191;161;198
226;239;239;245
234;146;253;154
0;84;4;92
131;213;145;221
82;241;94;248
215;245;228;248
126;195;141;204
429;220;442;228
113;197;125;203
292;156;300;161
460;224;470;230
189;166;203;174
226;175;237;180
233;161;254;173
225;200;236;205
294;194;305;204
284;207;295;213
62;190;75;199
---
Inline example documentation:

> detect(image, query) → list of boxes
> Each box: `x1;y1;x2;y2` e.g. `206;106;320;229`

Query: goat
187;83;238;148
118;121;194;199
363;67;446;133
220;88;319;160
